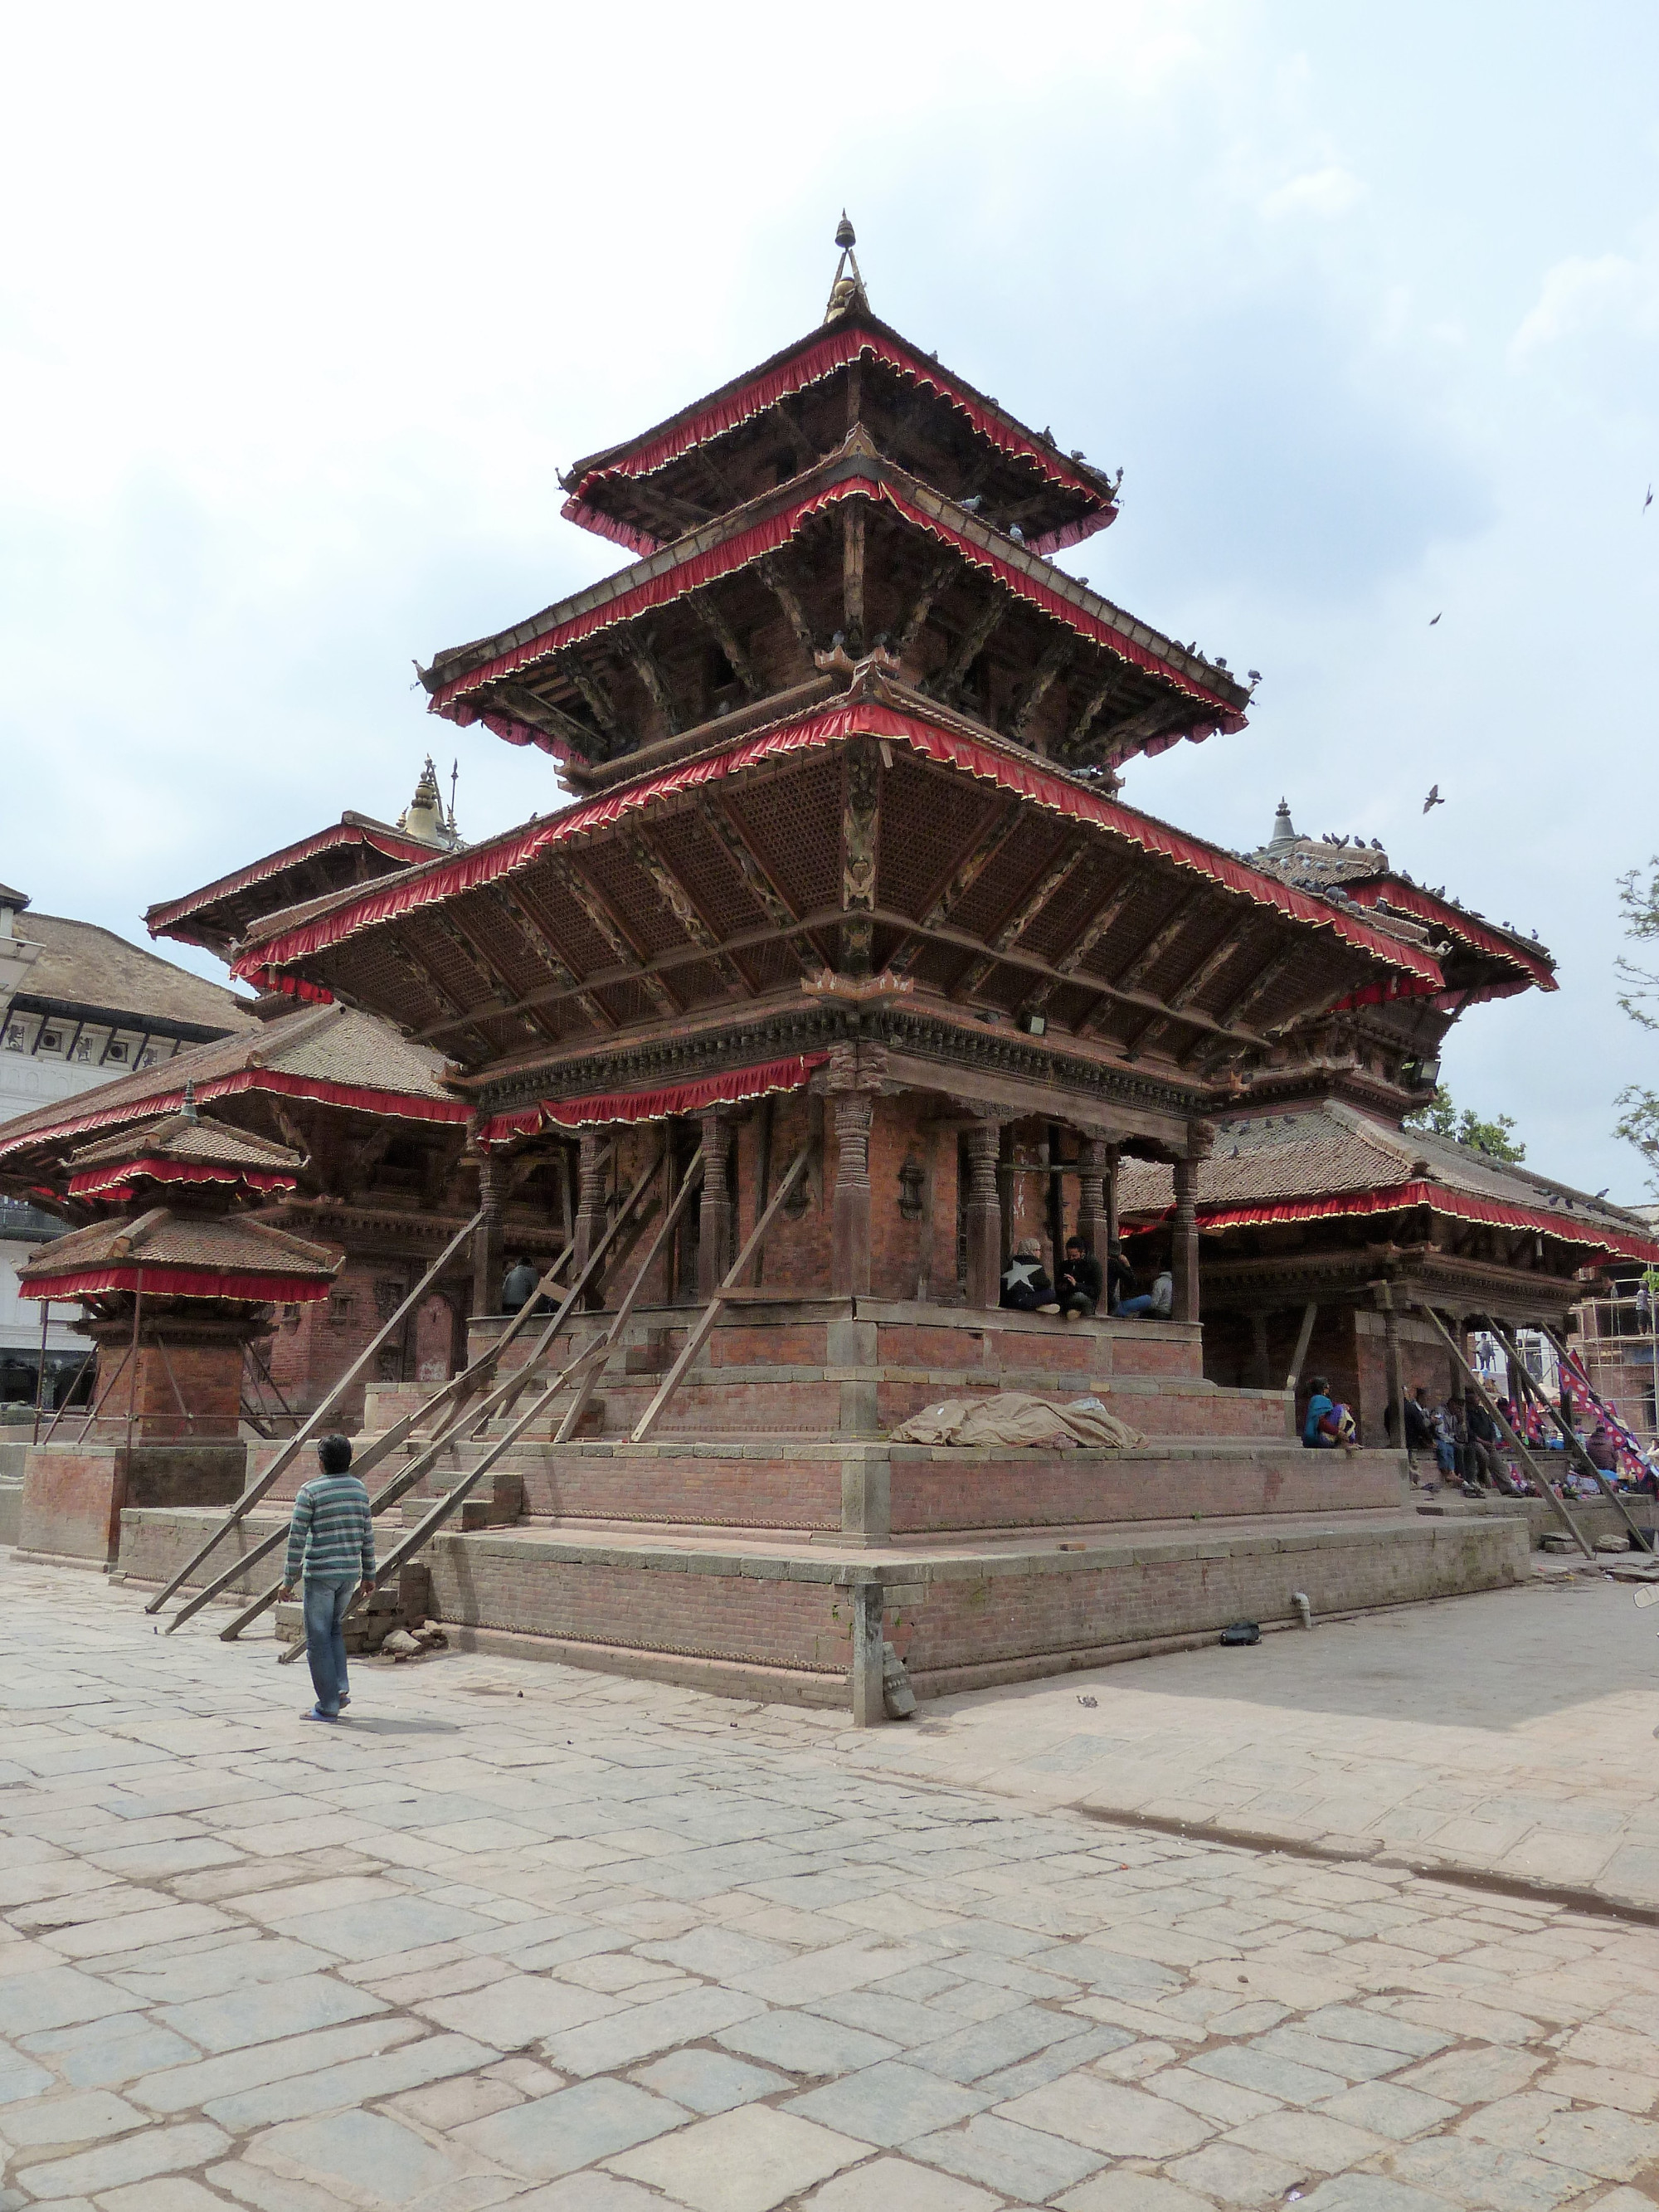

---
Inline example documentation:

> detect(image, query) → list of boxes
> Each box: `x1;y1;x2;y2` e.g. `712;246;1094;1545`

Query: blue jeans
304;1576;356;1715
1118;1294;1155;1317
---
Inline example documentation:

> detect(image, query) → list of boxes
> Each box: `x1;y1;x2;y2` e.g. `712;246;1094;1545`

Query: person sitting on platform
1465;1397;1505;1489
1000;1237;1058;1313
1057;1235;1103;1322
1104;1237;1136;1315
1403;1385;1435;1465
1117;1260;1173;1319
501;1256;540;1315
1587;1422;1618;1474
1301;1375;1355;1449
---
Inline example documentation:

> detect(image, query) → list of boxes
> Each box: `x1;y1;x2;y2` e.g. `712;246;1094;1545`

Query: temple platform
113;1498;1530;1707
111;1297;1533;1713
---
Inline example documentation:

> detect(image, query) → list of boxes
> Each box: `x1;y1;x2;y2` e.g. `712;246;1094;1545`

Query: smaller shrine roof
68;1108;301;1177
146;809;454;957
1245;802;1555;1003
0;1001;469;1179
17;1203;340;1303
1118;1099;1657;1261
63;1104;303;1206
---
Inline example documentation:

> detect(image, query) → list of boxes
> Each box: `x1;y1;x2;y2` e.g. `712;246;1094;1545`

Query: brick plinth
114;1502;1530;1708
22;1442;246;1567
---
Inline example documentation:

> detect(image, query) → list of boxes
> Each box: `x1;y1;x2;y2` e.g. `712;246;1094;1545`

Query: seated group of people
999;1236;1172;1320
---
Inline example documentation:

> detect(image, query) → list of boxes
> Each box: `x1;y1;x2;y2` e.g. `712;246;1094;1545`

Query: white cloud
1511;248;1659;357
1262;164;1364;219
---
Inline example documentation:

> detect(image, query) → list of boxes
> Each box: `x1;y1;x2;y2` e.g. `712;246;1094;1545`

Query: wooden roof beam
560;861;683;1019
1009;637;1072;745
755;555;816;674
924;591;1005;705
687;591;763;699
494;681;605;760
698;798;825;981
484;884;617;1034
627;832;750;997
623;632;683;737
894;550;962;657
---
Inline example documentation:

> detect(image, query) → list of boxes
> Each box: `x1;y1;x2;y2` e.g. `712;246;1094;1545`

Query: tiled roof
1119;1100;1652;1248
6;913;255;1033
17;1205;338;1282
0;1001;465;1167
68;1111;301;1176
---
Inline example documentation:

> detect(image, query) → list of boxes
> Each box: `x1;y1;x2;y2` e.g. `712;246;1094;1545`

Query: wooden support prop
1501;1319;1654;1552
205;1150;661;1643
1536;1320;1657;1552
295;1334;620;1659
37;1346;95;1447
553;1147;706;1444
147;1206;485;1615
1415;1306;1593;1557
631;1143;813;1444
67;1342;133;1445
1285;1301;1318;1395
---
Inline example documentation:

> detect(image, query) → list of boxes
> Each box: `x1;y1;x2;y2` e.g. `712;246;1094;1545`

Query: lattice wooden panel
647;811;766;941
578;845;686;959
947;813;1070;942
1017;852;1121;967
724;758;844;918
877;760;998;918
516;865;621;980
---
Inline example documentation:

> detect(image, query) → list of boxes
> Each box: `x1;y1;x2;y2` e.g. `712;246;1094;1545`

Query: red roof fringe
66;1159;298;1202
433;477;1228;730
1128;1180;1659;1263
147;822;440;937
479;1053;830;1143
0;1067;469;1167
20;1266;336;1303
236;701;1444;993
1344;881;1558;993
564;324;1117;558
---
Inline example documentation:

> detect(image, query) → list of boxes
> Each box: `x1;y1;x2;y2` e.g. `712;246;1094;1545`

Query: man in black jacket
1058;1235;1103;1322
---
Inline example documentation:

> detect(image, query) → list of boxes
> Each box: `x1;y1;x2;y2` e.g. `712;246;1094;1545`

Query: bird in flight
1423;785;1444;814
1428;612;1443;626
1646;485;1653;513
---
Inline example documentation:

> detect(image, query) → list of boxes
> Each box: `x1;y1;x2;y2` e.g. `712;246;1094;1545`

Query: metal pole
31;1298;50;1445
123;1275;144;1456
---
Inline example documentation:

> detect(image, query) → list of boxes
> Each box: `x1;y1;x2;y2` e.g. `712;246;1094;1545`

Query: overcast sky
3;2;1656;1196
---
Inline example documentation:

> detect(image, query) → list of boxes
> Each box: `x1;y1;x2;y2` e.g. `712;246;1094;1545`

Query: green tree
1404;1084;1525;1163
1614;857;1659;1191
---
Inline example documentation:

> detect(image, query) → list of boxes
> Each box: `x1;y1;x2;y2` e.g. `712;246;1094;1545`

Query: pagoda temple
0;766;569;1435
85;232;1545;1719
14;1089;338;1565
1119;802;1659;1440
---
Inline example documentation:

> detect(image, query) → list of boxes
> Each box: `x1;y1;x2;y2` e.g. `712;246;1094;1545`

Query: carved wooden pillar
1075;1139;1107;1257
1248;1312;1272;1390
1171;1156;1200;1326
572;1132;610;1311
964;1118;1004;1312
471;1148;504;1318
1382;1295;1406;1452
697;1108;735;1299
830;1092;875;1297
839;741;879;978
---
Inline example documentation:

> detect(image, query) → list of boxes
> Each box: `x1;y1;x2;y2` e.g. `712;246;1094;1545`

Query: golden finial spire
825;212;868;324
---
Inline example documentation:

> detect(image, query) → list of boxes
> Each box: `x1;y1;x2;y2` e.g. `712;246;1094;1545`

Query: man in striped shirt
278;1434;375;1722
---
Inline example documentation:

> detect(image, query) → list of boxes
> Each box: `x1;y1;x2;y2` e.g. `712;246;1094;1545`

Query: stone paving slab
3;1551;1659;2211
828;1576;1659;1916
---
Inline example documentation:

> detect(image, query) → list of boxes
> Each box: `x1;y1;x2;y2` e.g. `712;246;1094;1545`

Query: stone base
0;1474;22;1547
22;1441;246;1568
116;1500;1530;1709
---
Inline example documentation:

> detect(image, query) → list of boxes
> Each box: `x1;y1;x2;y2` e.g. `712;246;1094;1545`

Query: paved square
2;1552;1659;2210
